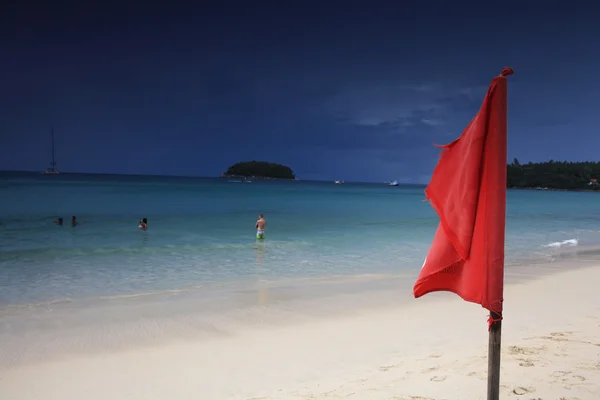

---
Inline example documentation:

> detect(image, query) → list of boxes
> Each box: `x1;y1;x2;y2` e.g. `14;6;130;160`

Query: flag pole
412;66;513;400
487;66;512;400
487;312;502;400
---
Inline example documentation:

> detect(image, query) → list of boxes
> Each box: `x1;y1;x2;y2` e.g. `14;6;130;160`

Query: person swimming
71;216;78;227
54;217;63;225
255;213;266;239
139;217;147;230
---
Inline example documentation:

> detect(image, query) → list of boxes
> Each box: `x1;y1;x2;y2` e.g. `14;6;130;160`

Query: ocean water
1;171;600;307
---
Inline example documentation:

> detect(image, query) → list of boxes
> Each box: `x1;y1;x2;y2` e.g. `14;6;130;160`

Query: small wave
0;239;313;261
96;285;216;301
0;297;73;313
544;239;579;248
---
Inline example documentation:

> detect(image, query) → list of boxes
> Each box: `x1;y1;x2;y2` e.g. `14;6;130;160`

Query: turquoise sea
1;171;600;307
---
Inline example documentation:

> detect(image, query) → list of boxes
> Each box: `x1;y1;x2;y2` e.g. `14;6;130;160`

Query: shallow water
2;171;600;306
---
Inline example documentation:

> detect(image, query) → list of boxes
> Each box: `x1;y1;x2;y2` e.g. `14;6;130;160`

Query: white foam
543;238;578;248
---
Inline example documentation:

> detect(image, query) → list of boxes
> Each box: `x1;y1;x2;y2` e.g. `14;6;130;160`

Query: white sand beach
1;261;599;400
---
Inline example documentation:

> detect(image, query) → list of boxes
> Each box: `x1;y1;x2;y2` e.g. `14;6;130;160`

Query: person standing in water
71;216;78;227
139;218;147;230
255;213;266;239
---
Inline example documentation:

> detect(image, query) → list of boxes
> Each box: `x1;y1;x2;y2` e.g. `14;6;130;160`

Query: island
222;161;296;180
507;159;600;191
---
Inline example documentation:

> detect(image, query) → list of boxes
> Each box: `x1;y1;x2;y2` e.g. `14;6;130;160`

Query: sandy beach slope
1;262;599;400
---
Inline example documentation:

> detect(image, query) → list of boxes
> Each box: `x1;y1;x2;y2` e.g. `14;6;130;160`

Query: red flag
413;68;513;315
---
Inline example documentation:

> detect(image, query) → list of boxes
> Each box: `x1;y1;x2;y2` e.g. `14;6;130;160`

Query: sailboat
43;128;60;175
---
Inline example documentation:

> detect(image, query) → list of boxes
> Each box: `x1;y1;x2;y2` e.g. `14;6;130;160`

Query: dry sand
1;262;599;400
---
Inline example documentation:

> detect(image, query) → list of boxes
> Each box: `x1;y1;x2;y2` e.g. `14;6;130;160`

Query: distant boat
42;128;60;175
334;180;345;184
229;178;252;183
387;180;399;186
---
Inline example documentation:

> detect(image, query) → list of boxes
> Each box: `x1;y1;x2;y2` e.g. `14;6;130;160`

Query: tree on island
507;158;600;191
223;161;296;180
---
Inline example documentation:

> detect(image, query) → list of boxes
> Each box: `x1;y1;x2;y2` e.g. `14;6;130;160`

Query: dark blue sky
1;2;599;182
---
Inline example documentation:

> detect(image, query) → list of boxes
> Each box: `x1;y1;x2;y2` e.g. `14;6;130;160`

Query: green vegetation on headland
508;159;600;191
222;161;296;180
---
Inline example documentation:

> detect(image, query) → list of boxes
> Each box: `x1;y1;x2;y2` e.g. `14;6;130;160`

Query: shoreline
3;240;600;311
1;258;600;399
220;174;296;180
0;244;600;312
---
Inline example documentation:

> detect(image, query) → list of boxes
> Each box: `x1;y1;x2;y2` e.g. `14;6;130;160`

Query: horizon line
0;169;428;186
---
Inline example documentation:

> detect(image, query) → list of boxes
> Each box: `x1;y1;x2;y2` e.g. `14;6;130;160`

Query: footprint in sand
542;335;570;342
466;371;487;380
430;375;447;382
578;362;600;371
508;345;545;356
517;359;535;367
379;364;400;372
550;371;587;385
512;386;535;395
550;331;574;337
428;353;442;359
420;366;439;373
392;397;435;400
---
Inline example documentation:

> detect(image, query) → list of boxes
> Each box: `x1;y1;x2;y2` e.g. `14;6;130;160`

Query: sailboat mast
43;127;60;174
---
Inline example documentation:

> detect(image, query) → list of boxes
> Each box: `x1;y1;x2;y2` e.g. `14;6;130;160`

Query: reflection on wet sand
255;242;269;306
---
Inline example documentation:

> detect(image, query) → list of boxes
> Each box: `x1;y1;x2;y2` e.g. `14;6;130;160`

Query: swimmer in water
54;217;63;225
255;213;266;239
139;217;147;230
71;216;78;227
